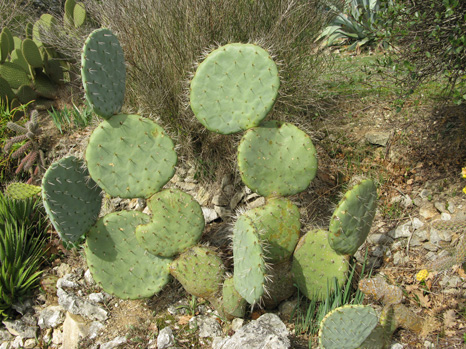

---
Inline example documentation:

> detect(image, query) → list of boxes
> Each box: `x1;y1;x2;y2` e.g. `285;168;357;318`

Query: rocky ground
1;86;466;348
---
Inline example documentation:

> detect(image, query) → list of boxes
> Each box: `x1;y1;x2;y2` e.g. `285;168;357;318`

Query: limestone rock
100;336;127;349
189;315;223;338
157;327;175;349
57;288;108;321
365;131;390;146
38;305;65;329
3;314;38;339
213;313;290;349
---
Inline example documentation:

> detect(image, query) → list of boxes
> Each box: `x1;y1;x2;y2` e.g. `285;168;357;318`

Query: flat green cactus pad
222;276;247;318
85;211;172;299
237;121;317;197
328;179;377;255
81;28;125;118
318;304;379;349
5;182;41;200
42;156;102;243
136;189;205;257
169;246;224;299
232;214;267;304
85;114;177;198
190;43;279;134
243;197;300;263
291;229;349;300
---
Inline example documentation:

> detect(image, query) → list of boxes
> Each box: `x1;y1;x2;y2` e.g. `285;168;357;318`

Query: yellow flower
462;167;466;179
463;187;466;195
416;269;429;282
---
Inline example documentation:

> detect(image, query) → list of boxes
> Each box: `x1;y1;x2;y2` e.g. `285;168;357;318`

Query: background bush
378;0;466;104
85;0;344;179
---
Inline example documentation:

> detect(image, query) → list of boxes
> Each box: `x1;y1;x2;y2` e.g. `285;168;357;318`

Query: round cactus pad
169;246;224;299
136;189;205;257
85;211;172;299
244;197;300;263
85;114;177;198
222;276;247;318
190;43;279;134
81;28;125;118
6;182;41;200
233;214;267;304
291;229;349;300
328;179;377;255
238;121;317;197
318;305;379;349
42;156;102;243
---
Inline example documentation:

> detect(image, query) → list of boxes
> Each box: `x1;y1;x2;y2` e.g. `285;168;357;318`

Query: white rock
38;306;65;329
412;217;424;230
231;318;244;332
100;336;127;349
202;207;219;223
52;329;63;346
88;293;105;304
389;223;411;239
23;339;35;349
440;212;451;221
189;315;223;338
84;269;95;286
157;327;175;349
10;337;23;349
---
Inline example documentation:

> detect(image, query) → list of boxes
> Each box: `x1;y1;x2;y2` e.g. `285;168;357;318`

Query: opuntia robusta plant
39;27;379;322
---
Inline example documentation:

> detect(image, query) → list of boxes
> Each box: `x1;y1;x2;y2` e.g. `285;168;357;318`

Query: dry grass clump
84;0;342;180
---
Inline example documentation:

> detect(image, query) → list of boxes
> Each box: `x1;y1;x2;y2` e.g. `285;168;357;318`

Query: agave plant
318;0;388;51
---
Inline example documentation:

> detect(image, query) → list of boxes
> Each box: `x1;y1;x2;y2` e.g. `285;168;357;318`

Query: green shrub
85;0;343;179
0;192;48;319
377;0;466;104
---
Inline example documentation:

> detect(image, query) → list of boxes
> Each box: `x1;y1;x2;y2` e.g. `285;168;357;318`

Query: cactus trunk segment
291;229;349;300
169;246;225;299
328;179;377;255
85;211;172;299
42;156;102;243
136;189;205;257
85;114;177;199
232;215;267;305
81;28;126;118
318;305;380;349
190;43;280;134
243;197;300;263
237;121;317;197
5;182;41;200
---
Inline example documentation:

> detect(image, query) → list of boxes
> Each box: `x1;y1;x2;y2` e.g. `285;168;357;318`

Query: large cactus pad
81;28;125;118
169;246;224;299
85;114;177;198
318;305;379;349
244;197;300;263
291;229;349;300
85;211;172;299
238;121;317;197
232;214;267;304
190;43;279;134
42;156;102;243
328;179;377;255
136;189;205;257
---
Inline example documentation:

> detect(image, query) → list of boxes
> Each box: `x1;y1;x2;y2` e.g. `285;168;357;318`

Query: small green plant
48;103;93;134
0;192;49;319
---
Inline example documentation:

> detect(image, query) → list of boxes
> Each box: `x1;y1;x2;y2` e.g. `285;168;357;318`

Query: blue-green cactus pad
190;43;279;134
232;214;267;304
291;229;349;300
328;179;377;255
318;304;379;349
81;28;125;118
244;197;300;263
85;211;172;299
136;189;205;257
85;114;177;198
169;246;224;299
238;121;317;197
42;156;102;243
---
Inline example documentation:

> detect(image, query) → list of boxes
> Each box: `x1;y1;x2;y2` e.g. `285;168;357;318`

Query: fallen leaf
178;315;192;325
413;290;431;308
458;268;466;279
444;309;457;329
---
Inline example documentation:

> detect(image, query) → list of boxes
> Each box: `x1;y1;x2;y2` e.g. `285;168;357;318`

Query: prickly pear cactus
221;276;247;319
136;189;204;257
5;182;41;199
42;156;102;243
190;43;279;134
243;197;300;263
85;211;172;299
318;304;380;349
237;121;318;197
85;114;177;198
81;28;125;118
291;229;349;300
169;246;225;299
328;179;377;255
232;214;267;304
